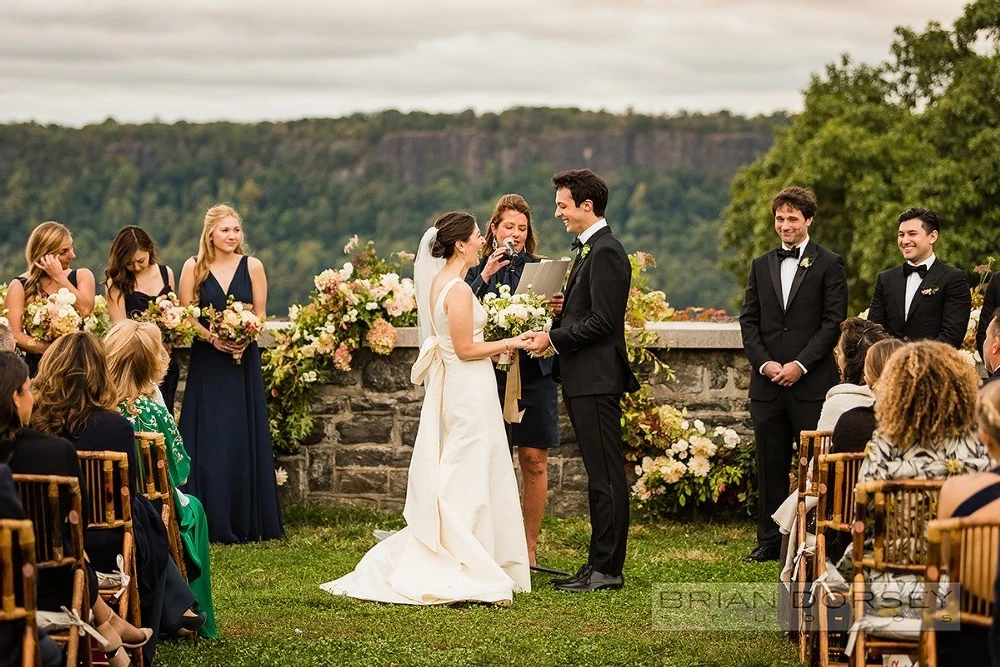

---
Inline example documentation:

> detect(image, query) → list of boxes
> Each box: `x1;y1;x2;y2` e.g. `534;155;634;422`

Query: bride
320;211;532;605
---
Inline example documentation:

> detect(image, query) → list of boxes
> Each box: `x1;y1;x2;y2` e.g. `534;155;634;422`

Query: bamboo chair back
12;474;90;667
135;431;188;580
0;518;39;667
797;431;834;497
854;479;943;575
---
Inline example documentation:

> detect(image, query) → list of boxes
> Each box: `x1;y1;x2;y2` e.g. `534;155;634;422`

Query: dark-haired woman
31;333;207;661
816;317;889;431
0;350;153;667
321;211;531;605
3;221;95;376
105;225;181;412
465;194;560;567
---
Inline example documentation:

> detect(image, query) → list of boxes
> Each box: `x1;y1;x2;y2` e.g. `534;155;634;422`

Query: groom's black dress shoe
552;564;591;586
741;543;780;563
554;568;623;593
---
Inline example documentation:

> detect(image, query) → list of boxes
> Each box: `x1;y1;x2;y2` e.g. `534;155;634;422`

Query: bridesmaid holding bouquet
178;204;283;544
105;225;182;411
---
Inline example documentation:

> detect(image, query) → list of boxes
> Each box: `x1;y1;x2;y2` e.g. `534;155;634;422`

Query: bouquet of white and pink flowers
203;295;264;364
140;292;201;346
83;295;111;337
482;285;553;371
24;288;82;342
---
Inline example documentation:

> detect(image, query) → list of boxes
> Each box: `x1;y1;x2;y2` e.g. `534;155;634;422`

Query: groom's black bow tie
903;263;929;279
776;246;800;261
571;238;583;252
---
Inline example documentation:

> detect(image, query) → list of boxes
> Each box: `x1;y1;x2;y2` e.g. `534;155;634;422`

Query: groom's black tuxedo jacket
739;240;848;402
868;259;970;348
550;226;640;398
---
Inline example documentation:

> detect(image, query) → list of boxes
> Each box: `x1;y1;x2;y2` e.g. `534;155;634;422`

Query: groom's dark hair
552;169;609;217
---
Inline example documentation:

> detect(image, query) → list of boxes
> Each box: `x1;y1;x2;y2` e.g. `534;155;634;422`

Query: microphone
503;238;517;256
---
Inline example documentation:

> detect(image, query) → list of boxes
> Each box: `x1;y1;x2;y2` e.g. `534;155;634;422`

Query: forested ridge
0;108;787;311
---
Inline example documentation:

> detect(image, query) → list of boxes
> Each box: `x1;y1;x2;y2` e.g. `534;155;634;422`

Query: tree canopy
723;0;1000;314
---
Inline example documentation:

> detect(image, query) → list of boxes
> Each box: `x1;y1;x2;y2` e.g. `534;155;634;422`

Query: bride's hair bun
431;211;477;259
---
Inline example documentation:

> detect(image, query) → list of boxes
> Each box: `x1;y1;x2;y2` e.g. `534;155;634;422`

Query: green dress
120;395;218;638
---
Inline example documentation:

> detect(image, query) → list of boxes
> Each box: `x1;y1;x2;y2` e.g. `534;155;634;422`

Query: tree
723;0;1000;314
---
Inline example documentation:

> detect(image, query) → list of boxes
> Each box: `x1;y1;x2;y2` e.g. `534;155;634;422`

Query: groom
525;169;639;592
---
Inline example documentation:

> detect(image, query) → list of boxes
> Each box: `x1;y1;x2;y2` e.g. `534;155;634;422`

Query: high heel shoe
119;627;153;649
162;610;207;637
95;622;132;667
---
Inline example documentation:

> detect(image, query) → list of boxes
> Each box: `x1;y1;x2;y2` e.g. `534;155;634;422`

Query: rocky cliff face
370;129;773;186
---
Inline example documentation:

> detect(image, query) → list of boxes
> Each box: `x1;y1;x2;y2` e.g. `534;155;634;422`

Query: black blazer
739;240;848;402
549;225;639;398
868;258;971;348
466;252;553;377
977;273;999;359
3;428;88;518
0;463;24;519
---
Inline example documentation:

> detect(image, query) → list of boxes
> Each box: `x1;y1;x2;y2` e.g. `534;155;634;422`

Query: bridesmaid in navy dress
3;221;96;377
178;204;284;544
105;225;182;411
465;194;562;567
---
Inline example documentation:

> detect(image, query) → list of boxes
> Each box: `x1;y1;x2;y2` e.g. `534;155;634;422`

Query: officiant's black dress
466;252;559;449
122;263;181;412
179;255;283;544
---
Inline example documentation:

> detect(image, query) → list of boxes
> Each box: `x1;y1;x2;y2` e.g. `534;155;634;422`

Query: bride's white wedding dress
320;277;531;604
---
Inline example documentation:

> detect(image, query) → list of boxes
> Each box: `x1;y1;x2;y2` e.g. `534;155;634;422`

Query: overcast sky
0;0;969;127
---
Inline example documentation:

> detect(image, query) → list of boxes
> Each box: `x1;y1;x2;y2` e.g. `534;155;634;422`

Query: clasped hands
762;360;803;387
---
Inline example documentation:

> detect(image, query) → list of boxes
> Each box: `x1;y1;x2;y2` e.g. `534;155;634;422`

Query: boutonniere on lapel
921;285;940;296
580;244;591;260
797;256;813;269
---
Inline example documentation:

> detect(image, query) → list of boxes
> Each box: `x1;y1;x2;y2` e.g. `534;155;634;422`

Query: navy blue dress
179;256;284;544
466;253;559;449
121;263;181;412
15;269;77;378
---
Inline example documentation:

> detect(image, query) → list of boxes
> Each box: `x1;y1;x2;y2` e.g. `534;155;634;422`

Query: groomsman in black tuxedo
739;186;848;562
867;208;971;348
524;169;639;592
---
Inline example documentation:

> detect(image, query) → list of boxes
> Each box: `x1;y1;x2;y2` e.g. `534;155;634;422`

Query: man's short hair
770;186;817;220
0;324;13;352
898;207;939;235
552;169;609;217
989;307;1000;336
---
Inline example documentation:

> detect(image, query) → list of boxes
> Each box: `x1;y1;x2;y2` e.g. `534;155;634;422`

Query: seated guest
867;207;971;348
839;340;989;614
932;381;1000;666
982;307;1000;387
0;323;14;352
105;320;217;638
0;350;152;667
30;334;207;661
830;338;905;455
817;318;889;431
977;273;998;361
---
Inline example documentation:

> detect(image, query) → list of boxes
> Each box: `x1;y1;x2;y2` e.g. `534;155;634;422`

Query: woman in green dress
104;319;217;638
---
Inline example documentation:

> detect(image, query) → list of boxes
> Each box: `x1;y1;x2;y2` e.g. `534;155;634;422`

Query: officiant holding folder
466;193;562;568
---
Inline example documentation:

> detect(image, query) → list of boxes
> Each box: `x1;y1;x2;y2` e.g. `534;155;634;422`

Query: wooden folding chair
920;515;1000;667
0;518;40;667
134;432;187;581
810;452;866;667
792;430;833;663
13;474;91;667
76;451;143;665
849;479;944;667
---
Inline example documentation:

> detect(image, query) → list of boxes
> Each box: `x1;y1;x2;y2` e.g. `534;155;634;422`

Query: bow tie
571;238;583;252
776;247;800;261
903;263;929;279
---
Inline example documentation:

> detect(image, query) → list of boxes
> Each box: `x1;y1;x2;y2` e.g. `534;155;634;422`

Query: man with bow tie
867;207;971;348
524;169;639;592
739;186;848;562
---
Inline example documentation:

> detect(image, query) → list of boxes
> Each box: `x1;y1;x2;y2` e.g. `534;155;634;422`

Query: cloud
0;0;969;125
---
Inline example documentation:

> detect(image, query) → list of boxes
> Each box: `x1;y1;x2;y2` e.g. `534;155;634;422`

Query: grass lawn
155;506;801;667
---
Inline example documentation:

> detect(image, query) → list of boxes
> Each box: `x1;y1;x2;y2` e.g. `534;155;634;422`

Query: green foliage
0;109;786;312
153;506;795;667
723;1;1000;314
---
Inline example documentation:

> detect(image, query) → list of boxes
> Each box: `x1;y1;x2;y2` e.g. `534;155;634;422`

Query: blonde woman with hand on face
177;204;283;544
4;221;95;375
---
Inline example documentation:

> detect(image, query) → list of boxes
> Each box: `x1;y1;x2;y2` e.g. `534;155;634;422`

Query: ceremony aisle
155;506;799;667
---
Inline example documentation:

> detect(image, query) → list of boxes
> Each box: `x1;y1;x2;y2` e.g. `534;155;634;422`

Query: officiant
466;193;560;568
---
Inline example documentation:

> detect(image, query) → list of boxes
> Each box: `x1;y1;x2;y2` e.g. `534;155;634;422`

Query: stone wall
174;323;750;517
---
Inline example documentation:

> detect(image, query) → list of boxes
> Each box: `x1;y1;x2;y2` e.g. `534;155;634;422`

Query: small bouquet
483;285;554;370
23;288;82;342
202;295;264;364
140;292;201;346
83;295;111;337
